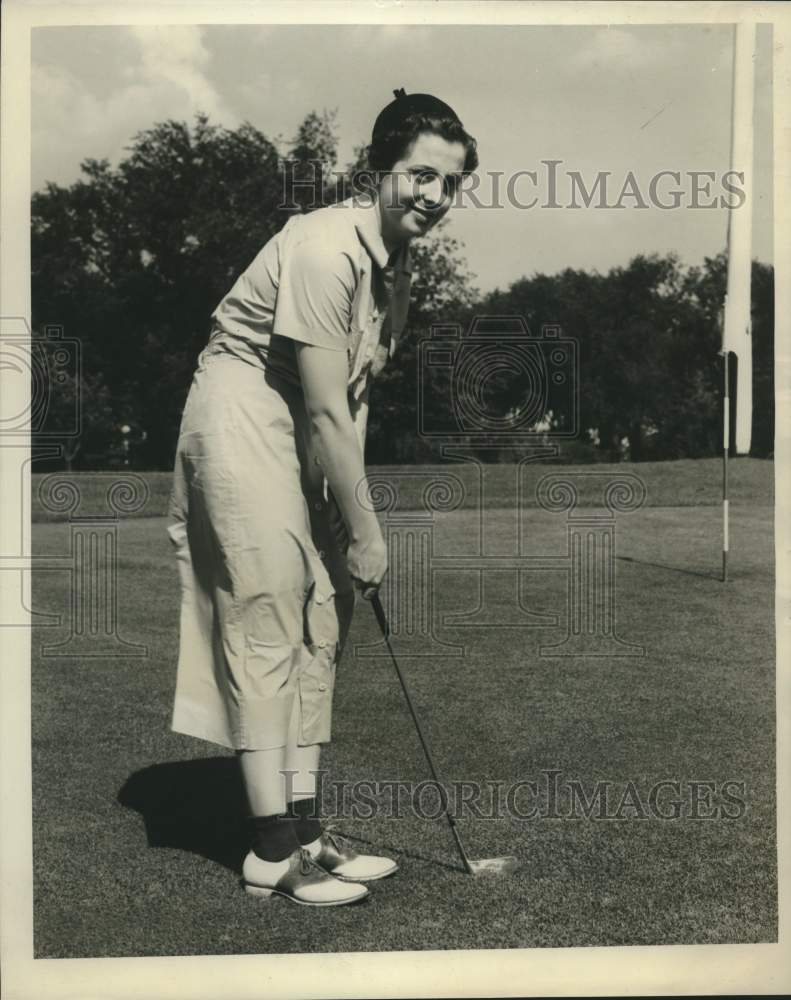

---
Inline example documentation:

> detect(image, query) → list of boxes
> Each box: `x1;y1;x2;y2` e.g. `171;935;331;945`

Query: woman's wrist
348;514;382;547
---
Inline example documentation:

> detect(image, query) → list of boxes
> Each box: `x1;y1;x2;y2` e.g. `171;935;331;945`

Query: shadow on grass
118;757;248;874
616;554;721;581
117;759;465;877
336;829;466;875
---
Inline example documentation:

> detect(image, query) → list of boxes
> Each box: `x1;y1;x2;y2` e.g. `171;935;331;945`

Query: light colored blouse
201;194;413;403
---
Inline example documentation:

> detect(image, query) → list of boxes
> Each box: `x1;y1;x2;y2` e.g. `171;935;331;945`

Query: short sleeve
273;236;356;351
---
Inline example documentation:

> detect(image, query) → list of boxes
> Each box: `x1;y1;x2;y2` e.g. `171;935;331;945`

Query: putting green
29;466;776;955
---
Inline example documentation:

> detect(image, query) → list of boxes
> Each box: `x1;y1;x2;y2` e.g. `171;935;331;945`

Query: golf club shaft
370;593;475;875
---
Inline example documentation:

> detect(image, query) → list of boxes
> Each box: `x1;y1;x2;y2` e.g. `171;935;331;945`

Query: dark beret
372;88;462;143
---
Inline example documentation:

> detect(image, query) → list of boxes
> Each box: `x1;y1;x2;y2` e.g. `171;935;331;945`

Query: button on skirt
167;351;353;751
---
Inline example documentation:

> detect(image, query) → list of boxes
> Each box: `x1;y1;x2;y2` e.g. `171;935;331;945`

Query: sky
31;22;773;294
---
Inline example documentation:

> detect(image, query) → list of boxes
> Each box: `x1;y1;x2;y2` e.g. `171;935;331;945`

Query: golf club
368;591;519;877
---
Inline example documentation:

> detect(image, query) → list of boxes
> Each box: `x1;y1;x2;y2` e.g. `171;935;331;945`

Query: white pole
722;22;756;453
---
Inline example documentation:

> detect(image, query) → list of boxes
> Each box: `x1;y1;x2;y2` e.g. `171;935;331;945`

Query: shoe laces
298;848;325;877
323;826;352;853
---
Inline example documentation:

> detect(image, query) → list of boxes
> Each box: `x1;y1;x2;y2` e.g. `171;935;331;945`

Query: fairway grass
30;456;773;522
29;475;776;956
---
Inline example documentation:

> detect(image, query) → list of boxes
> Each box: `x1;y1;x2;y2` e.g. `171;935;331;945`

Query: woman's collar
352;195;412;275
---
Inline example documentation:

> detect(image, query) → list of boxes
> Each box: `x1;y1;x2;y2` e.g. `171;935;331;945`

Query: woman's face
377;131;467;246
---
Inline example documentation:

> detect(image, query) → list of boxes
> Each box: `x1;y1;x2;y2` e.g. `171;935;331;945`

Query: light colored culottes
167;351;356;751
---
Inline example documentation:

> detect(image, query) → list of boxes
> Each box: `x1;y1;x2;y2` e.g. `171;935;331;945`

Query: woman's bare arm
295;342;387;589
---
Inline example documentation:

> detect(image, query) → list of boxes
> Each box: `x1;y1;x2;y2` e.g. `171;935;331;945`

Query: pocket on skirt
243;637;302;701
298;554;339;744
297;648;336;745
302;554;339;651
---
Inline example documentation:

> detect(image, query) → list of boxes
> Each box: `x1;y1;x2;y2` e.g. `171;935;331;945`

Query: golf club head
467;856;520;876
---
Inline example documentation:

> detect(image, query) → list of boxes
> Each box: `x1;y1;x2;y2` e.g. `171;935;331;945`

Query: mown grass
30;459;776;956
30;456;773;522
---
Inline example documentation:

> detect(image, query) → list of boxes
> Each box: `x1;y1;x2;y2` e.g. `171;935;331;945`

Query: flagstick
720;21;755;582
720;23;736;584
723;350;729;582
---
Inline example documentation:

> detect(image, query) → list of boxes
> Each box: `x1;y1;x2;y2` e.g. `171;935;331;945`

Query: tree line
31;112;773;469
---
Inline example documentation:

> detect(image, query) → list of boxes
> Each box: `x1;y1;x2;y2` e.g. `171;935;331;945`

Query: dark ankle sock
287;797;323;846
249;813;299;863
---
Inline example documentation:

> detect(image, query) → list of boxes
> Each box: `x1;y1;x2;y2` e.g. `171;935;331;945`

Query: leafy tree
477;253;773;462
32;110;774;467
283;109;340;213
33;113;290;468
751;260;775;457
32;365;119;472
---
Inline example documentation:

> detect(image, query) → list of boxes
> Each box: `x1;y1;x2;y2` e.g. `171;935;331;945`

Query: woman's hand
347;528;388;598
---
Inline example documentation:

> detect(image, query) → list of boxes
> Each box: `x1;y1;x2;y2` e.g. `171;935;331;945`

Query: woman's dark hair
365;111;479;174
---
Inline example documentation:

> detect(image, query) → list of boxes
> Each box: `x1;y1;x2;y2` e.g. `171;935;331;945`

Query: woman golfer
167;89;478;906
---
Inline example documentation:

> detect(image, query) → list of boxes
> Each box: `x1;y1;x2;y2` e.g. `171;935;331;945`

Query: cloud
126;25;233;122
32;25;238;189
571;26;653;71
570;24;729;75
